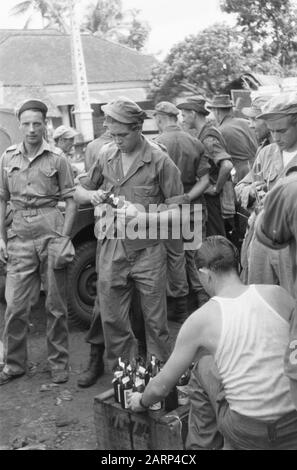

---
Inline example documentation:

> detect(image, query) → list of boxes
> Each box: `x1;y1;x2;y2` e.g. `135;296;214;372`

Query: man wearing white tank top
128;236;297;450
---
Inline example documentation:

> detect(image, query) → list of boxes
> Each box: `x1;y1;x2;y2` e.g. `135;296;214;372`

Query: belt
13;207;58;216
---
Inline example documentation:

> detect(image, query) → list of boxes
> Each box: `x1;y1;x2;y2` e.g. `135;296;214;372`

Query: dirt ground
0;294;181;451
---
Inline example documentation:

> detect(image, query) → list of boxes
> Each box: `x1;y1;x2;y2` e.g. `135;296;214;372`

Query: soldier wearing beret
153;100;210;313
0;99;77;385
74;97;184;379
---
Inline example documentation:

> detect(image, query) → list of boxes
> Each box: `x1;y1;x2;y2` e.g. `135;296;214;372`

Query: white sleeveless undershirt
213;284;295;420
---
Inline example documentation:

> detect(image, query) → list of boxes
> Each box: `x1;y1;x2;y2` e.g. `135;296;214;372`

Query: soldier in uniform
0;99;76;385
53;125;78;158
75;97;184;372
153;101;210;314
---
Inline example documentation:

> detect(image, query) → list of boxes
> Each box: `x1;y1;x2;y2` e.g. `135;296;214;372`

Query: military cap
242;95;274;119
53;125;78;140
154;101;180;116
17;99;48;119
102;97;146;124
257;92;297;120
177;95;209;115
206;95;233;110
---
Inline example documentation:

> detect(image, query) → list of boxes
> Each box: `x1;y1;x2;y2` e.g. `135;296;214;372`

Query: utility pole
69;0;94;142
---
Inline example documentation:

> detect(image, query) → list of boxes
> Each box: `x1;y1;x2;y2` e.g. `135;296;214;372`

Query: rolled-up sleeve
56;155;75;199
203;136;231;165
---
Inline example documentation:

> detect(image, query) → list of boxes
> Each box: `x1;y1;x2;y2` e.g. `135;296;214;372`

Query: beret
17;99;48;119
102;97;146;124
154;101;179;116
257;92;297;120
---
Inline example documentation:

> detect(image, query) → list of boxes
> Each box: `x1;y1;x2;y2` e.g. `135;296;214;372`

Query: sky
0;0;234;57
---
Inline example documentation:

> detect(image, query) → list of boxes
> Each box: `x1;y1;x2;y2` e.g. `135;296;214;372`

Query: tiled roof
3;85;61;117
0;29;157;86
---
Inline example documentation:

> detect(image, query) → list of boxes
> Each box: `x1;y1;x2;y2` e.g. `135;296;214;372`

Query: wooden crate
94;389;189;450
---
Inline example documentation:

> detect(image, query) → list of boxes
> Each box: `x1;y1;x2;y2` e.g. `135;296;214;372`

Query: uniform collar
15;139;51;159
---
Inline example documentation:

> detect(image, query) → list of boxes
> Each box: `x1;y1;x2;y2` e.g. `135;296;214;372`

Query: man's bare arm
62;198;77;237
187;173;210;201
130;306;212;410
216;160;233;193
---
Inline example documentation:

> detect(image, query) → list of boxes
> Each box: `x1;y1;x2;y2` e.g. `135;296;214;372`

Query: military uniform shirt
0;139;75;208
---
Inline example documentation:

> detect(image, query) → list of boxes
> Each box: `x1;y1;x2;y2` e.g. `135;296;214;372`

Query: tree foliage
149;24;282;103
10;0;151;51
81;0;150;51
220;0;297;67
10;0;69;32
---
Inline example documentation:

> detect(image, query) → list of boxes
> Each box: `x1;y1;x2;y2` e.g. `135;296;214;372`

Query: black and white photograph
0;0;297;453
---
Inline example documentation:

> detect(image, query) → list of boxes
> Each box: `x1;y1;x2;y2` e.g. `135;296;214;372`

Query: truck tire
67;240;97;329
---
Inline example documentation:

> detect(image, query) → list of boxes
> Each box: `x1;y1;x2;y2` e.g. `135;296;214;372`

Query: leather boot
77;344;105;388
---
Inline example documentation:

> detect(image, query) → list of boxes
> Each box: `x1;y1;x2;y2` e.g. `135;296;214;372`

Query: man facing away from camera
128;236;297;450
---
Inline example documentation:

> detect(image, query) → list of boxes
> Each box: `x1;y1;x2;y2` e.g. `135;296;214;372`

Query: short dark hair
195;236;239;273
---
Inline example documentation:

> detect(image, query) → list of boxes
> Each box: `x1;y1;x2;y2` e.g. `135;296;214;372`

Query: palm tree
10;0;69;33
81;0;150;51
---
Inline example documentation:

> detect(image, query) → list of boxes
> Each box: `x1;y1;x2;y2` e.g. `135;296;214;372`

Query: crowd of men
0;90;297;450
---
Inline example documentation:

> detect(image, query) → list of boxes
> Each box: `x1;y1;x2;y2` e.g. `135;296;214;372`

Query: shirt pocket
38;166;58;195
6;166;22;195
133;185;160;208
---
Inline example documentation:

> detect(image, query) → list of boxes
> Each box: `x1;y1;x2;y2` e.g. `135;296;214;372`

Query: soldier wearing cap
0;99;76;385
206;95;258;184
177;96;234;238
153;100;210;312
53;125;78;158
235;95;274;283
237;92;297;296
74;96;184;378
241;96;273;148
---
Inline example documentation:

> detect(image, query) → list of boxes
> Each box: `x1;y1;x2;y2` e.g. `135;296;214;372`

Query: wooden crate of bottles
94;388;189;450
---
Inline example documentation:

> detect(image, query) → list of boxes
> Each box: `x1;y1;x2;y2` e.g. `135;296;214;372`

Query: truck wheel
67;240;97;329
